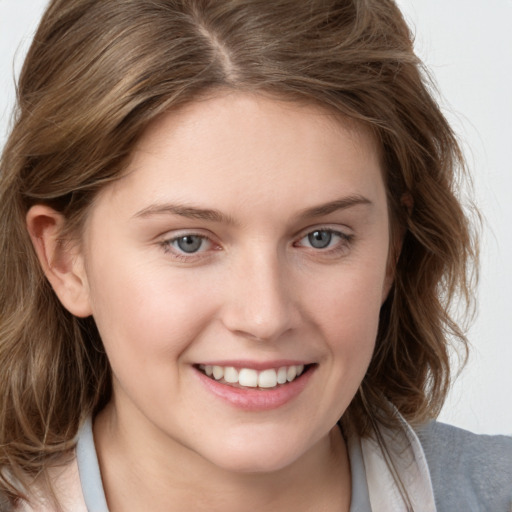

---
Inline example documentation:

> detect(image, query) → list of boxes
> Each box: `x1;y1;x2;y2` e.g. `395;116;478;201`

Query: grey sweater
417;421;512;511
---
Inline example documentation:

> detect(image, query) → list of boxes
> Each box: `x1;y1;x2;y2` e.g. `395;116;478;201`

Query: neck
93;404;351;512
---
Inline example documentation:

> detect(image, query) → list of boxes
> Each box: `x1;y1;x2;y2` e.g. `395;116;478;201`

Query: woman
0;0;510;510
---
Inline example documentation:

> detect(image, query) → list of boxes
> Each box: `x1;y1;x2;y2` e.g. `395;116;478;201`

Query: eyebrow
297;195;372;219
133;194;372;223
133;203;236;224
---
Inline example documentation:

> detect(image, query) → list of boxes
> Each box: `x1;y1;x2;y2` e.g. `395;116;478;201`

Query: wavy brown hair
0;0;477;504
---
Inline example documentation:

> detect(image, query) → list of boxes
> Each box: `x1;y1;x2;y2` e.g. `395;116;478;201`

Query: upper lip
195;360;313;371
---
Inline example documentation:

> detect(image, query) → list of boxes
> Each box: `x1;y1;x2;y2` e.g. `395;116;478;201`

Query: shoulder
415;421;512;512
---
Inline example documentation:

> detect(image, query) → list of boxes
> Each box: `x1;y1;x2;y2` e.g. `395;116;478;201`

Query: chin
195;431;311;475
210;451;299;475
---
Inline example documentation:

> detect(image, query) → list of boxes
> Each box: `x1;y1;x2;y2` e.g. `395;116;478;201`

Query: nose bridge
222;245;296;341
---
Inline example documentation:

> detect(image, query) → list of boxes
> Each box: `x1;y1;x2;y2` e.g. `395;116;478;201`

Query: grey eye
175;235;204;253
307;230;332;249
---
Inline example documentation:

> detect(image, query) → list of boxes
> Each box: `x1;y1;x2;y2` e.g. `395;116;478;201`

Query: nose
220;249;299;342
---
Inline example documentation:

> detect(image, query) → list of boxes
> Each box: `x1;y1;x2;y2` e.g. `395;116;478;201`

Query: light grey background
1;0;511;434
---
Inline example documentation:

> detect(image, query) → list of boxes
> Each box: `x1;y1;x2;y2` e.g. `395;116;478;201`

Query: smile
198;364;307;389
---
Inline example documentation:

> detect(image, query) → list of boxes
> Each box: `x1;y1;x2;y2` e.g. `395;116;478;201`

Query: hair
0;0;477;505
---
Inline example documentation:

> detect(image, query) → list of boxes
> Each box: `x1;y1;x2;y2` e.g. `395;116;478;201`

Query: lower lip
195;367;315;411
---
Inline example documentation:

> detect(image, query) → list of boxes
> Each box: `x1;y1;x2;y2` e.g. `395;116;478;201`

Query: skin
28;92;393;511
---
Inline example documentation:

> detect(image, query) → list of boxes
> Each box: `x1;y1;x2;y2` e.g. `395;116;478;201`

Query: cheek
86;254;219;366
87;264;222;411
310;264;386;375
314;264;386;334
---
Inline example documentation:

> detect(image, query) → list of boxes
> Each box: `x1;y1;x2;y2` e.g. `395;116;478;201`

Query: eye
307;230;334;249
174;235;205;253
295;228;352;251
163;234;212;255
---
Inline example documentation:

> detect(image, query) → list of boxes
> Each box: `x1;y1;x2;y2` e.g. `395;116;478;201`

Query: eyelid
159;230;220;259
294;224;353;242
157;225;353;261
293;226;354;253
158;227;217;243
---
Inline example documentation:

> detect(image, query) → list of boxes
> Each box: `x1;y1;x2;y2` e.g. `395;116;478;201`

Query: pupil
177;236;202;253
308;230;331;249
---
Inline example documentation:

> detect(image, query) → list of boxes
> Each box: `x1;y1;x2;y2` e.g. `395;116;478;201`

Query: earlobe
26;205;92;318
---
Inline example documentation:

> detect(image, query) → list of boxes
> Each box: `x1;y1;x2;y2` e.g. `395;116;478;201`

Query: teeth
277;367;288;384
258;369;277;388
223;366;238;383
286;366;297;382
198;364;307;389
238;368;258;387
212;366;224;380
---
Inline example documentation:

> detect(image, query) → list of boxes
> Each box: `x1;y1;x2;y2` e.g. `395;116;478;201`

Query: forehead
90;91;385;223
137;91;380;167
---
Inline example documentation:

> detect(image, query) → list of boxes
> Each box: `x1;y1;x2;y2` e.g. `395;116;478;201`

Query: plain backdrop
1;0;511;435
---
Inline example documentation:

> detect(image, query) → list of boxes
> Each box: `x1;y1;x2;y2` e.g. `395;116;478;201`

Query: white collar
356;414;437;512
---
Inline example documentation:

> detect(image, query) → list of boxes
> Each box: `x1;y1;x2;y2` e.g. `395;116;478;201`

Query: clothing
11;417;512;511
417;421;512;511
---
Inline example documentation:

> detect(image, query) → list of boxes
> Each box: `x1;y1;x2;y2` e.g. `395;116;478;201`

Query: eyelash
294;228;353;254
159;227;354;261
159;232;215;262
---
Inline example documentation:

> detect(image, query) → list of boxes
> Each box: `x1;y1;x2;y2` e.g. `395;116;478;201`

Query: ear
382;256;397;304
26;205;92;318
381;192;412;302
382;236;401;303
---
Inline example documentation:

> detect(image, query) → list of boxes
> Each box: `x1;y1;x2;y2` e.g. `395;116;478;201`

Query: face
79;92;392;473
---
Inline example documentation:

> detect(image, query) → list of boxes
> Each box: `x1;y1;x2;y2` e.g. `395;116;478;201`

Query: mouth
196;363;315;390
